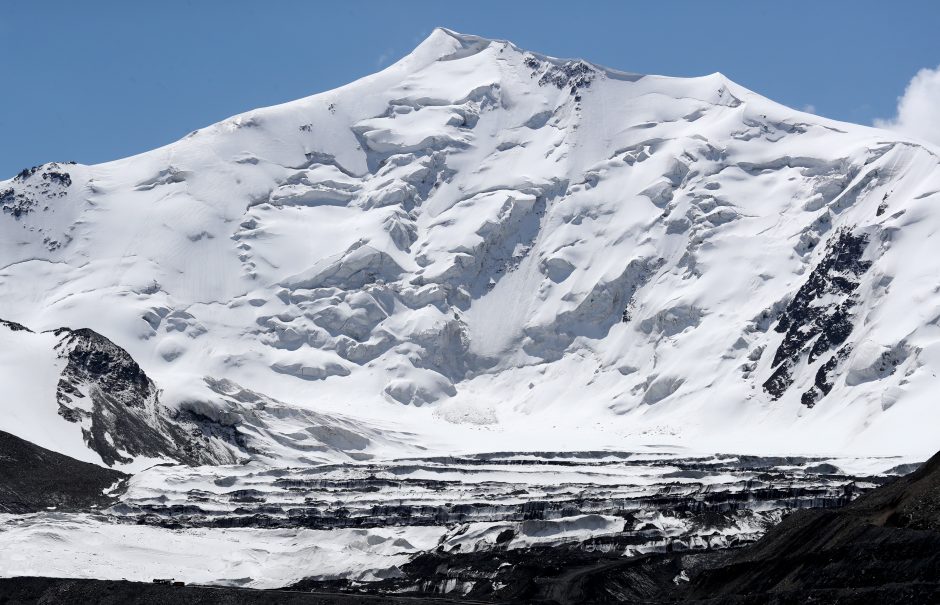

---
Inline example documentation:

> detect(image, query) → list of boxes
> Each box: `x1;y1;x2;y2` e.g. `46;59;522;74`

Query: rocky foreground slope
0;429;125;514
682;447;940;603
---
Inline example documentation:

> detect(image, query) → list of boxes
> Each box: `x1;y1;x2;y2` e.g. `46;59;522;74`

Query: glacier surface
3;27;940;589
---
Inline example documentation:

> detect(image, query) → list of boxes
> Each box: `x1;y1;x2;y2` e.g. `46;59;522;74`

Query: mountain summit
2;29;939;466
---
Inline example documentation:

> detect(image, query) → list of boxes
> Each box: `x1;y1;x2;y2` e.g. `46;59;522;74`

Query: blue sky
1;1;938;178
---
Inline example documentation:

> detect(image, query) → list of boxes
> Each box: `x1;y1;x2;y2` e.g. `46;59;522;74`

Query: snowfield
1;28;939;467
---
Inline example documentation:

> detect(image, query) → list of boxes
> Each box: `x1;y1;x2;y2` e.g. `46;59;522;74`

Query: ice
0;513;446;588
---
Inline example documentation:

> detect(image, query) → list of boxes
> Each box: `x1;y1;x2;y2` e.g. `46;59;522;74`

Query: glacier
1;28;939;592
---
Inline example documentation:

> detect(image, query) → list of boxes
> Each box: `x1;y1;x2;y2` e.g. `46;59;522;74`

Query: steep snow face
2;28;940;461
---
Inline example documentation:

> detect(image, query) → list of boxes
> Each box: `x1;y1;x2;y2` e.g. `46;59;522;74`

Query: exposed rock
53;327;241;466
764;229;872;402
1;162;73;218
0;429;126;514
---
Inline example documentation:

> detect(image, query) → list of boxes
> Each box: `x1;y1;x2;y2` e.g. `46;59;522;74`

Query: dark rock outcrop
763;228;872;402
0;429;126;514
54;327;240;466
1;162;74;219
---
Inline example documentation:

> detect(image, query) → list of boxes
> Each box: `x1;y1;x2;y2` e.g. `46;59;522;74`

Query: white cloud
376;49;394;68
801;104;816;114
875;65;940;146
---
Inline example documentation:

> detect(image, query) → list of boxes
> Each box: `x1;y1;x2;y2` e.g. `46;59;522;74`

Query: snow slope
0;321;97;464
2;28;940;463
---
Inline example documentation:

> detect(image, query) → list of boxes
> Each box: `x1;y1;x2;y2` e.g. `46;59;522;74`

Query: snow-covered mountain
3;28;940;467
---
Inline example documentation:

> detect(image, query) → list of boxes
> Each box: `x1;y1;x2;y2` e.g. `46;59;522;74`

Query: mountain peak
400;27;496;67
404;28;653;89
2;26;939;465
